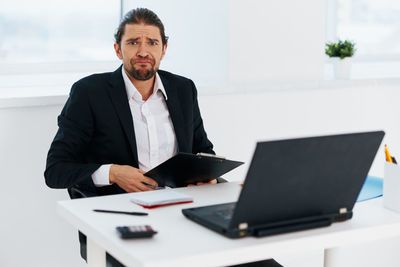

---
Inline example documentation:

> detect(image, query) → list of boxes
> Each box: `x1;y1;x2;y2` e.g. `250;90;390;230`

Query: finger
125;185;142;193
135;180;155;191
197;179;217;185
137;169;146;174
202;179;217;185
142;176;158;187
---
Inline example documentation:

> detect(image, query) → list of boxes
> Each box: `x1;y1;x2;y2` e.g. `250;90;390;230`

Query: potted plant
325;40;356;79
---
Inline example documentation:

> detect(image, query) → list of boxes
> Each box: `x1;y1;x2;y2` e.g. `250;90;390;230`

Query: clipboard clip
196;152;226;160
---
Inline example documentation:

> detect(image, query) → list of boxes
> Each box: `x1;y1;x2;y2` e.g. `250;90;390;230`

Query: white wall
122;0;326;87
0;104;86;267
2;81;400;267
229;0;326;84
123;0;230;87
201;83;400;181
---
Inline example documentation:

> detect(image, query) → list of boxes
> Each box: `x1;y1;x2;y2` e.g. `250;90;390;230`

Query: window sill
324;60;400;80
2;59;400;108
1;77;400;109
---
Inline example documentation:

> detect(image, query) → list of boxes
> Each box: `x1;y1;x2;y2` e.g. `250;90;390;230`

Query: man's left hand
187;179;217;187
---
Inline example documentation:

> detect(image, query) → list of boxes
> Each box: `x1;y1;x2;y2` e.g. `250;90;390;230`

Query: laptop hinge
334;209;353;222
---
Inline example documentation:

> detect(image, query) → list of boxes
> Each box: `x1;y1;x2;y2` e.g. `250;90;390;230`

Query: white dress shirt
91;68;178;186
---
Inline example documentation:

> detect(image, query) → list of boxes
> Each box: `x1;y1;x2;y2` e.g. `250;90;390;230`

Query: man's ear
160;44;167;60
114;43;123;60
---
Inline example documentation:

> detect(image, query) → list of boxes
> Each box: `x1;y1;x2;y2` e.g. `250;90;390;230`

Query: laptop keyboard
215;205;235;221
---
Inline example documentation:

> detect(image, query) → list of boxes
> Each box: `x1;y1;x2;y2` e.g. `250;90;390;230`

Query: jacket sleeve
44;81;101;189
190;80;215;155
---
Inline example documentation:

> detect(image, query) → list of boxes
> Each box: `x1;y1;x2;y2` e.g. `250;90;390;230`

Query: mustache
132;57;155;65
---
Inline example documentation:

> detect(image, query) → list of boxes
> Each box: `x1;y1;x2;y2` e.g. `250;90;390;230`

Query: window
1;0;229;89
325;0;400;79
0;0;121;65
327;0;400;61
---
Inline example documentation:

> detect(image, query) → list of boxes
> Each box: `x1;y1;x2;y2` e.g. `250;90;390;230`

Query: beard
126;57;157;81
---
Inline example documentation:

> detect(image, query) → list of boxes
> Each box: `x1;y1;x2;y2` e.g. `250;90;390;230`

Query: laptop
182;131;385;238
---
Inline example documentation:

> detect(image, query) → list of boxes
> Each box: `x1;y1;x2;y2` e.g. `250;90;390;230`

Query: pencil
385;144;393;163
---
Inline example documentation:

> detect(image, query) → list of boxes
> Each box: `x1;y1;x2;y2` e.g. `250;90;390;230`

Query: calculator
116;225;157;239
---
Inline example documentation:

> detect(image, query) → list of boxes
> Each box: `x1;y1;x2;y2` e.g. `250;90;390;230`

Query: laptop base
183;204;341;239
253;216;333;237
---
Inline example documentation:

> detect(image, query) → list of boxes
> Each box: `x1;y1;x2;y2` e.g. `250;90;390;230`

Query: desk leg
87;238;106;267
324;247;340;267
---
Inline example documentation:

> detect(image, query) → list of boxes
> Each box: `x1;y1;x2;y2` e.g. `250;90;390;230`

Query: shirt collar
121;66;167;101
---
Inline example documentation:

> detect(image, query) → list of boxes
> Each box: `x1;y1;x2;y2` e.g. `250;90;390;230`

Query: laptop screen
230;131;384;229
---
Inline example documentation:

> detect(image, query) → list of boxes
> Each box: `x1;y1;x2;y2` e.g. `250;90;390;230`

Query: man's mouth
134;59;153;65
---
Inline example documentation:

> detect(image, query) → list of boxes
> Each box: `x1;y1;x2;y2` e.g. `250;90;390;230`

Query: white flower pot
332;57;352;80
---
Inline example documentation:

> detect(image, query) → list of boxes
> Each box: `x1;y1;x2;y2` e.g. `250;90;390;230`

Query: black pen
93;209;148;216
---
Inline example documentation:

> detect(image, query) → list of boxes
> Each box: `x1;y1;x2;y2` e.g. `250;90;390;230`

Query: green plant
325;40;356;59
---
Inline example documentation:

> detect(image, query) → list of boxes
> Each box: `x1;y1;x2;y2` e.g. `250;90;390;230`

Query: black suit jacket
45;66;214;197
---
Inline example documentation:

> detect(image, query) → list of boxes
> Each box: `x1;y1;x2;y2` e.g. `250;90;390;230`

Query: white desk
58;182;400;267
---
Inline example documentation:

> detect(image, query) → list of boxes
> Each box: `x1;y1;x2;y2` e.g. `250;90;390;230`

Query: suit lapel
107;66;139;165
159;73;188;152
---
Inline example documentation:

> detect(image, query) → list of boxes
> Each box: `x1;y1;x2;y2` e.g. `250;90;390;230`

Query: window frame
326;0;400;63
0;0;124;76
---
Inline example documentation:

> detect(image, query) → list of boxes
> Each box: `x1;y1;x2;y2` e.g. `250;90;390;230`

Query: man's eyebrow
147;37;160;43
125;37;140;42
125;37;160;43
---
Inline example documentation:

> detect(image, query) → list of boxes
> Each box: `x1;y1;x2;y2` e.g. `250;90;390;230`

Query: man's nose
137;43;149;57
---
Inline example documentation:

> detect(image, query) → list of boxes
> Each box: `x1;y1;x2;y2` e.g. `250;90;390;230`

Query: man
45;8;217;195
45;8;281;267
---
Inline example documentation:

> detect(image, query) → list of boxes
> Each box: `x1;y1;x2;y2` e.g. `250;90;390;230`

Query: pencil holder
383;162;400;212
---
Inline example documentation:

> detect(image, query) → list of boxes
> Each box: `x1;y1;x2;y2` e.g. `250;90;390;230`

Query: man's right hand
109;164;158;193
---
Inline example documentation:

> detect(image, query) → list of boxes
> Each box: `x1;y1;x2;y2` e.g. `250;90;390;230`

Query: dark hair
114;8;169;46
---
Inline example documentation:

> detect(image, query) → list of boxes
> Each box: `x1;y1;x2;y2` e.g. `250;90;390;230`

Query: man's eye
129;41;137;45
149;41;157;46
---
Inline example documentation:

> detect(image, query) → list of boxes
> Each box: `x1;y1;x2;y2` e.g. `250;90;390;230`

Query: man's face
114;23;167;81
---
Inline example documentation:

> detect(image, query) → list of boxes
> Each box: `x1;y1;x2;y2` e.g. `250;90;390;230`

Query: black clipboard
144;152;244;187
